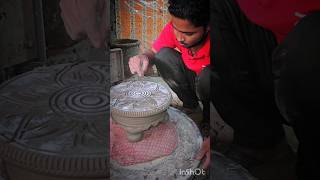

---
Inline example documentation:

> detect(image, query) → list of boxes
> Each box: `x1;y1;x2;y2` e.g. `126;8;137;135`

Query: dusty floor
212;103;299;180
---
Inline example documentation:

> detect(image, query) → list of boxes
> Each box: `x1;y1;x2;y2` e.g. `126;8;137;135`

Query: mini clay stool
110;80;172;142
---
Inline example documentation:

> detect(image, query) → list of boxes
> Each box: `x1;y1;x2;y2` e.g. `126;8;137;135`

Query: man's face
171;15;207;48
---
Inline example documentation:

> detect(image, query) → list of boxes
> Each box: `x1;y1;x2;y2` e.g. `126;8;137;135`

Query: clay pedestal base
111;80;172;142
110;107;203;180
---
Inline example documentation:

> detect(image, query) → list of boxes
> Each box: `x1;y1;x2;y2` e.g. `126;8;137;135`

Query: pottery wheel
0;61;108;179
110;107;203;180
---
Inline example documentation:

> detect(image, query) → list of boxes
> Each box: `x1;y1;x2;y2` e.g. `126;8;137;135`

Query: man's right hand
128;54;150;77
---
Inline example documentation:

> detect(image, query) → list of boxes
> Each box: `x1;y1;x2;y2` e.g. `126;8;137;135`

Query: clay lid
110;80;172;117
0;62;108;177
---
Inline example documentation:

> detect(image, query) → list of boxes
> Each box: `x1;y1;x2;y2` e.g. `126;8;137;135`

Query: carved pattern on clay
0;62;108;177
110;80;172;142
111;80;171;116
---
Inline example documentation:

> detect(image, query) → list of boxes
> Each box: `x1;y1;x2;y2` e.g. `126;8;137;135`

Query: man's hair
168;0;209;27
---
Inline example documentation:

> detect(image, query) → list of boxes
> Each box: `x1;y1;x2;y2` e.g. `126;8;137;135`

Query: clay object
0;61;109;180
110;80;172;142
110;120;178;166
110;107;203;180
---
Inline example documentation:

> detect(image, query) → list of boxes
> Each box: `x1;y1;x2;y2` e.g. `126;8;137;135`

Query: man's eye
185;33;194;36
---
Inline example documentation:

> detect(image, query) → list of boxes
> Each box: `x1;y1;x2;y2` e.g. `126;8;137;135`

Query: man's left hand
195;137;210;169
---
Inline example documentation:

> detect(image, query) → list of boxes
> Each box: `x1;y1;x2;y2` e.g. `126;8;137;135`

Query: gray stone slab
0;62;109;180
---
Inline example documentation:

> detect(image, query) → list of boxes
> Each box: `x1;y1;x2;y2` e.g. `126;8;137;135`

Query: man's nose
176;32;185;42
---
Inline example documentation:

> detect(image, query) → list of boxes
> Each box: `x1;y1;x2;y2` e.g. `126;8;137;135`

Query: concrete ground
212;104;299;180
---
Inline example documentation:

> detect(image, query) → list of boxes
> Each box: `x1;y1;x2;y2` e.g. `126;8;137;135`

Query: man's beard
179;31;208;49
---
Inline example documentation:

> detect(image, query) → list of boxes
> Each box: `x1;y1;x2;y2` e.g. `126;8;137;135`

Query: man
212;0;320;179
128;0;211;169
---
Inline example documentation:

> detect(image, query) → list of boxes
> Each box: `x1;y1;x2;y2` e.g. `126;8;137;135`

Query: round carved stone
110;80;172;142
0;61;108;180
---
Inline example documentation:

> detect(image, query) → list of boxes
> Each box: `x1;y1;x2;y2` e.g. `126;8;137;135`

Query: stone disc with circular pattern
0;61;109;178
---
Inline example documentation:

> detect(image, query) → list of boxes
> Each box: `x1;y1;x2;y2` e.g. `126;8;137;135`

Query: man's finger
201;152;210;169
141;59;149;74
137;69;143;77
136;59;144;77
195;147;206;160
134;60;142;76
129;60;135;74
195;137;210;160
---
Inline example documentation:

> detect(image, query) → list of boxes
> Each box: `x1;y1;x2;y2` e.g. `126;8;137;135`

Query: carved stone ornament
0;62;109;180
110;80;172;142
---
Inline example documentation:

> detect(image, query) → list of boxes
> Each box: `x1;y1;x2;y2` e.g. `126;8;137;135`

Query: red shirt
152;23;210;74
235;0;320;42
